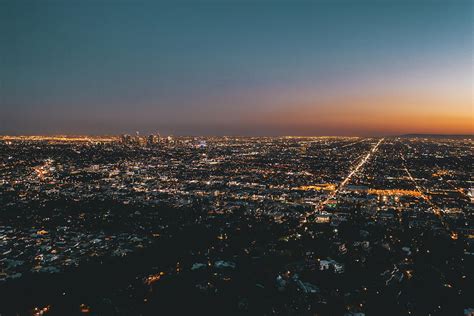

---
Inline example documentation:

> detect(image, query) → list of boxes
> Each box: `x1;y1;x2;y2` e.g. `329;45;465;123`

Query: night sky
1;0;472;136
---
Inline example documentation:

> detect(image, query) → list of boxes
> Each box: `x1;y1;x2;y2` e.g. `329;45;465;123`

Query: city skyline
1;0;472;136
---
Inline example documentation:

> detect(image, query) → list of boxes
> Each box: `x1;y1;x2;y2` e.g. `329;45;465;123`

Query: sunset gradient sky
1;0;472;136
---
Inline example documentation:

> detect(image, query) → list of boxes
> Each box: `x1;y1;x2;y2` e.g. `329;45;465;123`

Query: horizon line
1;133;473;139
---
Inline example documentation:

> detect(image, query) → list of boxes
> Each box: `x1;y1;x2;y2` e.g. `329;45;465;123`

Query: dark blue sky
1;0;472;136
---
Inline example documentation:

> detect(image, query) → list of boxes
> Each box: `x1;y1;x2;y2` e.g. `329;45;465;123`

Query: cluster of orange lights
144;271;165;285
368;189;422;197
315;217;331;223
32;305;50;316
79;304;90;313
33;166;49;179
295;184;337;191
1;135;117;143
432;170;450;177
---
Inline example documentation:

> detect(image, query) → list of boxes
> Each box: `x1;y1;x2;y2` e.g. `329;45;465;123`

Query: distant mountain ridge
399;134;473;140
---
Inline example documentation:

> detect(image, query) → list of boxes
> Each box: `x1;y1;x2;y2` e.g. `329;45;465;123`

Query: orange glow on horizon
244;92;473;135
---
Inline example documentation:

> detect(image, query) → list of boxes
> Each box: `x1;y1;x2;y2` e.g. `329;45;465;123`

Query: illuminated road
302;138;384;223
400;151;456;239
336;138;384;191
339;137;367;148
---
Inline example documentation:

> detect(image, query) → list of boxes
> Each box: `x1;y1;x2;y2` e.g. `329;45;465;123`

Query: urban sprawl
0;135;473;315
